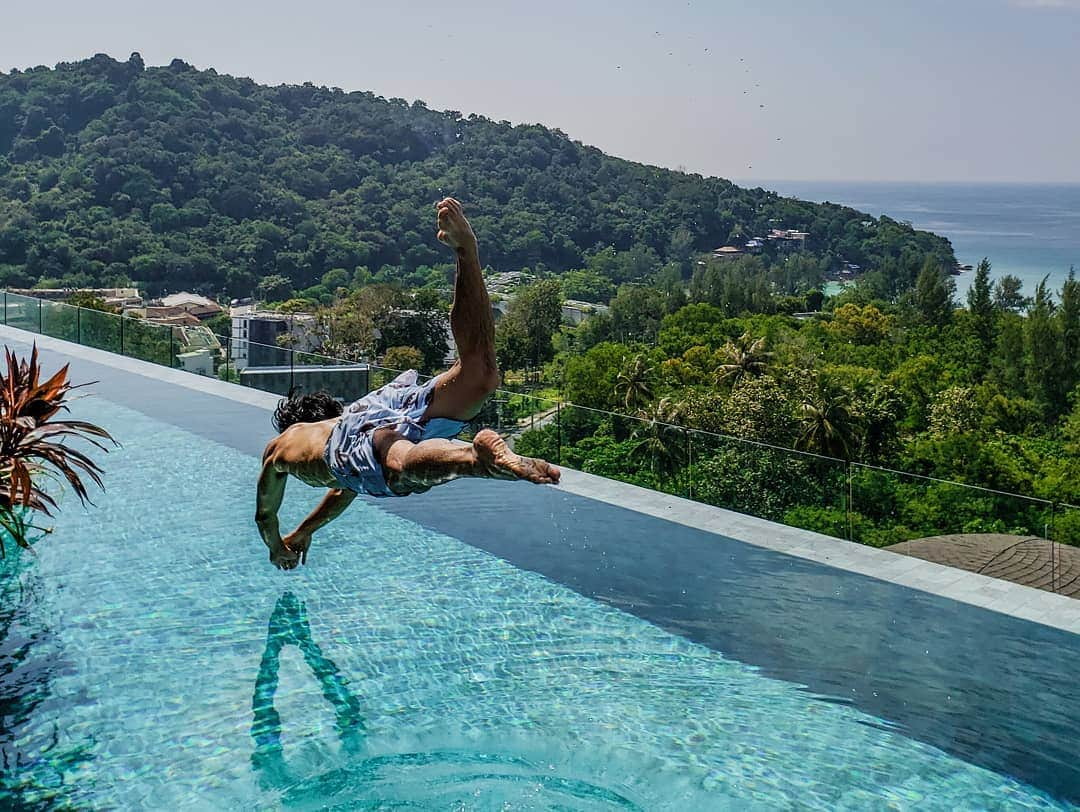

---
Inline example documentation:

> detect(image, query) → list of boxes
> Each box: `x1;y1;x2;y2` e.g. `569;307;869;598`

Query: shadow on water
249;591;365;790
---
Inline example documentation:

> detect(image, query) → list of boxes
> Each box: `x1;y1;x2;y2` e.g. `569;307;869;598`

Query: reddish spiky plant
0;345;115;555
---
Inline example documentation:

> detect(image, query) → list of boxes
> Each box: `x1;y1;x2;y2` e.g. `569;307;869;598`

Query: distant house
134;306;203;327
150;292;224;321
230;305;322;370
562;300;610;326
176;349;215;376
485;271;534;296
766;229;809;253
711;246;745;260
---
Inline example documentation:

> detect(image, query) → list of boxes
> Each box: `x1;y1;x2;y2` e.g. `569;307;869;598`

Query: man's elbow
254;509;277;528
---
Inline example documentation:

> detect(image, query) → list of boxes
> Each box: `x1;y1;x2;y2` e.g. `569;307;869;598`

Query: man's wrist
455;240;479;259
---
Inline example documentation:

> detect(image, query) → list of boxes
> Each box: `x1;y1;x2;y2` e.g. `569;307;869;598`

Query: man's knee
465;367;499;403
460;354;499;398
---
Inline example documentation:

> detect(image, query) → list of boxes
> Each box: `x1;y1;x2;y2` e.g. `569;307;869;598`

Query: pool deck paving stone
2;324;1078;636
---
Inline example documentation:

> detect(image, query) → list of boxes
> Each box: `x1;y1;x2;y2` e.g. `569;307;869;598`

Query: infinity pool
0;342;1077;809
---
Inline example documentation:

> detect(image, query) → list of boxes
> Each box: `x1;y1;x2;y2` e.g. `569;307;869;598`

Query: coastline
759;181;1079;299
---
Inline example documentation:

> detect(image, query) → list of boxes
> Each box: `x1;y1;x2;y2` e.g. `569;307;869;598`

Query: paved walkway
888;534;1080;597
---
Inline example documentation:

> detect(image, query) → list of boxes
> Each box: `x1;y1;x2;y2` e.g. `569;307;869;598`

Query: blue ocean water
0;393;1072;809
763;181;1080;299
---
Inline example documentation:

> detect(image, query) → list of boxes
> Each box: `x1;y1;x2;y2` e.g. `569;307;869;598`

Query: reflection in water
250;592;365;788
247;592;645;810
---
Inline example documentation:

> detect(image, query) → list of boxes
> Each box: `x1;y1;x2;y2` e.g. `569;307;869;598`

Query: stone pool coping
3;324;1079;636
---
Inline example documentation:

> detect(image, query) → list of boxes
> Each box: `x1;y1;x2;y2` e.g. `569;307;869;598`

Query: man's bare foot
473;429;560;485
436;197;477;253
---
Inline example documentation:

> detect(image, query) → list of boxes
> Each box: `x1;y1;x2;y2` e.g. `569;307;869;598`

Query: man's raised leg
424;198;499;422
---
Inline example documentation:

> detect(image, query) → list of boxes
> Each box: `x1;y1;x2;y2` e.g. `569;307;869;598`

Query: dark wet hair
272;390;344;433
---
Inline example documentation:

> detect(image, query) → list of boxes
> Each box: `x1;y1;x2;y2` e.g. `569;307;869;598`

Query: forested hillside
0;53;953;298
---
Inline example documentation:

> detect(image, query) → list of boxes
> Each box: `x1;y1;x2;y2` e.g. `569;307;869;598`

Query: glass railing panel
78;307;122;353
120;317;176;368
554;402;606;472
227;338;300;399
366;364;400;394
851;464;1056;590
40;300;79;342
291;347;370;404
4;292;42;333
499;393;560;461
551;404;689;497
688;430;849;539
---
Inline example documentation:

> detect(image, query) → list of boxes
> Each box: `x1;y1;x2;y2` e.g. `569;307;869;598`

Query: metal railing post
846;462;854;541
38;298;42;333
225;333;231;381
1050;502;1057;594
3;291;7;325
687;430;693;501
289;346;295;392
169;331;175;367
120;315;125;355
556;402;562;465
76;307;82;345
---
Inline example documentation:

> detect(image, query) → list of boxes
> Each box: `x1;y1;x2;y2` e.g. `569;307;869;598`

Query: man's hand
436;197;476;253
282;529;313;566
269;540;300;570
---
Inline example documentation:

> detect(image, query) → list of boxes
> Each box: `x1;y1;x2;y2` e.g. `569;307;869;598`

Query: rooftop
2;319;1079;807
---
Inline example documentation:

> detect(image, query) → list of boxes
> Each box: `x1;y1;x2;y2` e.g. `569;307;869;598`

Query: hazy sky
3;0;1078;183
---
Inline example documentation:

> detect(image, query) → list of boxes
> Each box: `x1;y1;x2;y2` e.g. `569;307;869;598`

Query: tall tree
914;257;954;327
615;354;655;412
1024;277;1066;419
630;397;687;481
715;332;772;387
797;381;861;461
966;257;995;356
1060;266;1080;395
610;284;667;342
993;275;1028;313
374;308;448;373
990;314;1027;397
495;279;563;369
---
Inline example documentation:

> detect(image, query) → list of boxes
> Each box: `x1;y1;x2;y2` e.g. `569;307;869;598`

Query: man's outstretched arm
256;460;290;566
281;488;356;566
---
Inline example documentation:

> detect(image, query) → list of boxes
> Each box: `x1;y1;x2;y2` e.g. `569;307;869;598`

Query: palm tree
0;346;115;554
630;397;687;480
796;380;860;460
615;354;655;412
715;332;773;387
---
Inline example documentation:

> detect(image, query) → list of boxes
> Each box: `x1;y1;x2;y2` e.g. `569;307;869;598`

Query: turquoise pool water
0;393;1073;809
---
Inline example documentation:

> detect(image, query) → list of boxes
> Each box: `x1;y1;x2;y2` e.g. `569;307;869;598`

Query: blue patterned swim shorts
323;370;468;497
